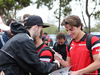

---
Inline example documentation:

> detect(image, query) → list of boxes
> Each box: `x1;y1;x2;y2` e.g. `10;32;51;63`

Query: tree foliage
61;29;68;34
92;23;100;32
0;0;32;21
75;0;100;33
43;23;58;34
94;11;100;19
35;0;72;32
83;23;100;32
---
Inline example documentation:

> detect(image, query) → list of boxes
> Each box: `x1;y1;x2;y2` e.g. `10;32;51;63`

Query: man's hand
54;52;62;63
0;71;5;75
51;49;56;52
54;60;60;68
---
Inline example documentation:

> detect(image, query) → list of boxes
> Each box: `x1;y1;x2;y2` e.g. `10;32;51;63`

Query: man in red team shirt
54;15;100;75
35;30;54;62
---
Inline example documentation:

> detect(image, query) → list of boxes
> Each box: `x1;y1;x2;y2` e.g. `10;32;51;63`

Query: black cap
24;15;50;28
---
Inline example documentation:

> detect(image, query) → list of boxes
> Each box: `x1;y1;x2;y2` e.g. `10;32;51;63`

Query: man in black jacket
0;15;59;75
53;32;67;61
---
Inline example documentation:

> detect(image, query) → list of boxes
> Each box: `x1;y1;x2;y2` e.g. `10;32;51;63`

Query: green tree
35;0;72;32
61;29;68;34
83;23;100;32
94;11;100;20
43;23;58;34
92;23;100;32
75;0;100;33
0;0;32;21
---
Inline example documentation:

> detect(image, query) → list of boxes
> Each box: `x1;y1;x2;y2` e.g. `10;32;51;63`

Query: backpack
68;34;100;75
38;46;55;62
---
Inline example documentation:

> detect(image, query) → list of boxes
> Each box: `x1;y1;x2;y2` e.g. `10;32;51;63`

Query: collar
79;33;87;42
73;33;87;42
36;43;44;51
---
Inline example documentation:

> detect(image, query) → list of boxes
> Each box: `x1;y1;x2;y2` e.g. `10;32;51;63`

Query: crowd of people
0;14;100;75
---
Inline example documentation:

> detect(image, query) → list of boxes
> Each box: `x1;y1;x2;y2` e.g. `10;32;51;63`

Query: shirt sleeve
39;50;53;62
91;36;100;55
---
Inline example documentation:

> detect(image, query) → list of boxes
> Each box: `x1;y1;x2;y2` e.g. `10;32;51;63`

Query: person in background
44;38;49;46
23;14;30;20
42;32;51;46
19;14;30;26
53;32;67;61
54;15;100;75
0;29;4;33
0;15;60;75
0;18;15;49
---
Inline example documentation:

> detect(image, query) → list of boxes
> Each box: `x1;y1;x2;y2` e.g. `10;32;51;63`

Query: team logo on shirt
96;49;100;51
79;44;86;46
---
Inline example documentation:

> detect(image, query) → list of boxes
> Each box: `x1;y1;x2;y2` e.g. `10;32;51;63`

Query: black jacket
0;22;58;75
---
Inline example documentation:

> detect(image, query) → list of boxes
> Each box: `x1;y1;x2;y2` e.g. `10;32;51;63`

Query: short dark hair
56;32;66;40
61;15;83;30
44;32;47;35
6;19;15;26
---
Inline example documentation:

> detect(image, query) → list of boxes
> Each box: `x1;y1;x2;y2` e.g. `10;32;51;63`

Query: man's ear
32;25;38;30
79;25;81;30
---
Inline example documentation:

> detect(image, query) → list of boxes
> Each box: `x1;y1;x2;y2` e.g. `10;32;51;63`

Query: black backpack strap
38;46;55;61
86;34;100;75
68;39;73;51
86;34;94;61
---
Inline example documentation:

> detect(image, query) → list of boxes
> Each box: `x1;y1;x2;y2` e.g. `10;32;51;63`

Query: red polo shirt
37;43;53;62
67;33;100;75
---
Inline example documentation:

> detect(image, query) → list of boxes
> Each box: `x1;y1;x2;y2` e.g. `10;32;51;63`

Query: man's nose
59;43;62;45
